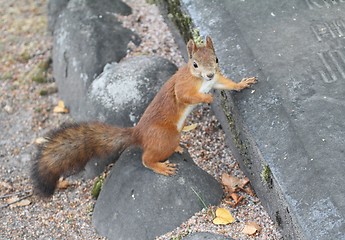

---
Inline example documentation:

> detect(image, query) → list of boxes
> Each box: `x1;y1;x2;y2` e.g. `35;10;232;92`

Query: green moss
30;58;51;84
39;90;48;96
91;176;104;199
19;50;31;63
153;0;205;43
261;165;271;183
192;29;203;46
171;235;183;240
164;0;193;42
219;91;252;166
34;107;42;113
1;72;13;81
32;71;47;83
38;57;52;71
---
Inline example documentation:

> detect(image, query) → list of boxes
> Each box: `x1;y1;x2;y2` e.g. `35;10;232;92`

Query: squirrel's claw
153;161;177;176
236;77;257;91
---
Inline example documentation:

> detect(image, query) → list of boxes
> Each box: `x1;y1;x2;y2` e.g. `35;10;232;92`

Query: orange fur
31;36;256;197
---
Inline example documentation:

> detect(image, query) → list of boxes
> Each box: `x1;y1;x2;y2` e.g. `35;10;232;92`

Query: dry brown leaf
221;173;243;193
182;123;198;132
225;193;244;207
239;177;255;196
53;100;69;113
57;179;70;189
213;208;235;225
229;193;244;207
222;173;255;196
242;222;262;235
242;185;255;196
230;193;241;202
241;177;250;188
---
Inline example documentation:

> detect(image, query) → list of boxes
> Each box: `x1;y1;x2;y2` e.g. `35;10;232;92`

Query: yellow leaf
182;123;198;132
242;222;262;235
58;100;64;108
213;208;235;225
53;100;69;113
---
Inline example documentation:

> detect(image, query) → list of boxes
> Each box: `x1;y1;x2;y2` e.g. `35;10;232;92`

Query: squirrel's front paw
241;77;257;85
237;77;257;90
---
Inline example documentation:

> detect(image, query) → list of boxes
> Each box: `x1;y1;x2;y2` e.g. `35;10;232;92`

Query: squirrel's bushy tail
31;122;136;197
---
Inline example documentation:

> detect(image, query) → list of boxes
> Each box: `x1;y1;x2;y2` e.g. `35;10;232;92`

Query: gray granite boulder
92;147;223;240
52;0;140;120
87;56;178;126
47;0;70;33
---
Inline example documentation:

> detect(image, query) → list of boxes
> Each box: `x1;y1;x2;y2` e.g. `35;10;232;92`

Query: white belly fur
176;78;216;131
199;78;216;93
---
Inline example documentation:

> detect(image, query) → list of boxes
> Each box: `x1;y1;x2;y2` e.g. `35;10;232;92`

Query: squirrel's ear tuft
187;39;197;59
205;36;215;51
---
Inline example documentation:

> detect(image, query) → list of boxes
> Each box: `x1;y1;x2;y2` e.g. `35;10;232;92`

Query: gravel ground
0;0;282;239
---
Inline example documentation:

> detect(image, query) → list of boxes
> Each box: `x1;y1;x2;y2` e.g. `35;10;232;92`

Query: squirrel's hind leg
140;126;180;176
142;149;177;176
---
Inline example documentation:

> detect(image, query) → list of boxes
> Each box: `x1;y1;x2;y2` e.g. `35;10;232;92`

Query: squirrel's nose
207;73;214;79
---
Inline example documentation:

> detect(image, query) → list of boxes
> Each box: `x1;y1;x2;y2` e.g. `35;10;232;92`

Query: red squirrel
31;36;256;197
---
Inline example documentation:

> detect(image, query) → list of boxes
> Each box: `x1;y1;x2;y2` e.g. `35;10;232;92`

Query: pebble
4;104;13;114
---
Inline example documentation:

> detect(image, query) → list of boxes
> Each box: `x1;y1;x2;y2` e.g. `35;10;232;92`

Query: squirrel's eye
193;61;198;68
216;57;219;64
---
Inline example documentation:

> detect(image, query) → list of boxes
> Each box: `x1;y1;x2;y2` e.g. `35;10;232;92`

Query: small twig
0;192;33;209
0;190;32;199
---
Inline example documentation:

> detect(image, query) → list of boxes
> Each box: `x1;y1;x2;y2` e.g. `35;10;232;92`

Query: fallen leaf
6;196;31;208
213;208;235;225
221;173;243;193
6;196;19;204
238;177;255;196
15;199;31;207
57;179;70;189
53;100;69;113
241;177;250;187
182;123;198;132
225;193;244;207
242;222;262;235
243;184;255;196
